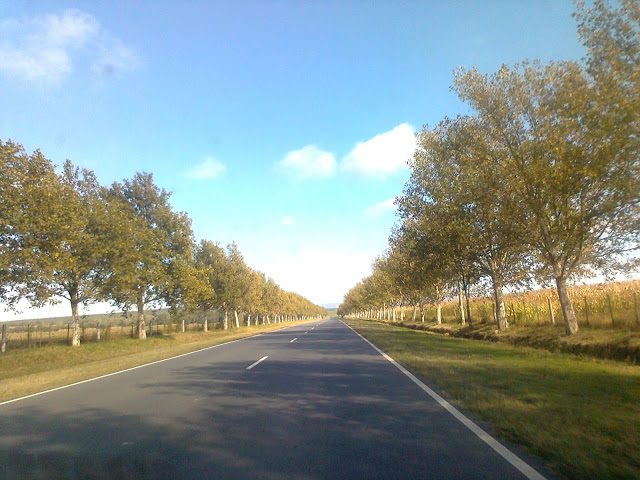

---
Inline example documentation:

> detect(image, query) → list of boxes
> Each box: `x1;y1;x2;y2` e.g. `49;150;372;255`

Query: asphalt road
0;317;548;479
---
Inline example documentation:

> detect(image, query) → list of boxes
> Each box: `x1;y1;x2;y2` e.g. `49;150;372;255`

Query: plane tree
100;172;194;339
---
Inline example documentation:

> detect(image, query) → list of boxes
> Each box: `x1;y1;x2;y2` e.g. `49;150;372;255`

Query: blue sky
1;1;586;318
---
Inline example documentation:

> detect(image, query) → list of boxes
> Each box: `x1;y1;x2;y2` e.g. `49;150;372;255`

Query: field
345;317;640;480
422;279;640;330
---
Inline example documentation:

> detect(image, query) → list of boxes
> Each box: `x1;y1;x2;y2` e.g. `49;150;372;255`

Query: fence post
607;294;614;326
1;323;6;353
584;296;590;327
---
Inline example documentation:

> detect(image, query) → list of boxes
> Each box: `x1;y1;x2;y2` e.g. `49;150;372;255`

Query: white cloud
186;156;226;180
0;9;139;84
365;197;397;217
277;145;336;181
341;123;416;179
281;217;295;225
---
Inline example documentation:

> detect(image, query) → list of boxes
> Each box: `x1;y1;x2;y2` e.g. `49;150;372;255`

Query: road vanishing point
0;317;550;479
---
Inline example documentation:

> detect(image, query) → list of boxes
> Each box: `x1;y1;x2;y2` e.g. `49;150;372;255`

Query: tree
225;242;252;328
404;116;533;329
42;161;109;346
100;173;194;339
0;141;60;309
0;145;109;345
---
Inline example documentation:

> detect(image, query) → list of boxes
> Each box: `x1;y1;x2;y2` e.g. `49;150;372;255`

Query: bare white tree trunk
137;297;146;339
556;275;578;334
234;310;240;328
457;282;466;326
71;300;81;346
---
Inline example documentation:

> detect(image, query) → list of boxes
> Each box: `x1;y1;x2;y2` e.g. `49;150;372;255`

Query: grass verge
0;319;318;403
390;319;640;363
345;317;640;480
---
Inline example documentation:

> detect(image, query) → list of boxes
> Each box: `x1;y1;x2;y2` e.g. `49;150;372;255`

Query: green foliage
340;1;640;336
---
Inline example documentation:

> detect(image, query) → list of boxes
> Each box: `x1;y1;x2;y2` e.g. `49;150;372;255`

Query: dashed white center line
290;338;297;343
304;331;308;334
246;356;268;370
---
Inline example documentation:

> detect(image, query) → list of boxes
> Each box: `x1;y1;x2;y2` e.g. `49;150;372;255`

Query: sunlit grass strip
0;319;318;403
345;318;640;480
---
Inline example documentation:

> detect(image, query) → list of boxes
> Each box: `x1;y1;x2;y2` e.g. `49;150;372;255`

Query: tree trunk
203;311;209;332
463;275;472;326
420;304;425;323
392;307;397;322
96;321;101;342
234;310;240;328
412;305;417;322
457;282;466;326
68;288;80;347
436;302;442;324
1;323;6;353
492;277;508;330
181;319;185;333
556;275;579;335
223;311;229;330
137;296;146;339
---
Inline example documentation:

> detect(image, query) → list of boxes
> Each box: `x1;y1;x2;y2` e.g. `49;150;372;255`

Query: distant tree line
339;1;640;335
0;143;325;346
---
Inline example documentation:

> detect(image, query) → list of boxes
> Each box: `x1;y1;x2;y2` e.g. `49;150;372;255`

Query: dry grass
346;318;640;480
0;318;318;403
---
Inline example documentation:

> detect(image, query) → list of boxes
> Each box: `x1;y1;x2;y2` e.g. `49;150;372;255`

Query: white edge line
246;355;269;370
341;320;547;480
0;333;260;407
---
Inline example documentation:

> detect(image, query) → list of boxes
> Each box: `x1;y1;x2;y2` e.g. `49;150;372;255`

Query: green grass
0;319;319;403
346;317;640;480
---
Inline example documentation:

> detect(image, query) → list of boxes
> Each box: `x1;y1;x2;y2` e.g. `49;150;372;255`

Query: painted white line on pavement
290;338;297;343
341;320;547;480
246;356;269;370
